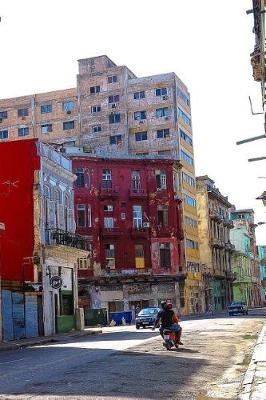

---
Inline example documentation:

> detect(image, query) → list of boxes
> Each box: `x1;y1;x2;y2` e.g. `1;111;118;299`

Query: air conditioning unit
111;103;117;109
143;222;150;228
22;116;26;120
67;110;72;114
162;95;168;100
0;119;2;123
164;116;169;120
139;120;144;124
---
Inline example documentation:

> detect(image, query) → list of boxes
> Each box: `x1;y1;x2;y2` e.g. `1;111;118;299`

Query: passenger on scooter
166;303;183;345
152;301;183;345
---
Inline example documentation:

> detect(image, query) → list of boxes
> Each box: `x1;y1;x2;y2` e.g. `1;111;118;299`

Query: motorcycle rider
152;301;183;346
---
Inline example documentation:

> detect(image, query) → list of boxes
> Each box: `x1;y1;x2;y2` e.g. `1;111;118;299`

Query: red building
71;154;185;314
0;139;88;341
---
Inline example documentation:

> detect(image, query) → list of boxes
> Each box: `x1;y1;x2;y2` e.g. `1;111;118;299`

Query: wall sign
50;276;62;289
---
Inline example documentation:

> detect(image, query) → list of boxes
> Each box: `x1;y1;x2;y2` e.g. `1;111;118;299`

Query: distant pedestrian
208;304;214;317
135;304;141;317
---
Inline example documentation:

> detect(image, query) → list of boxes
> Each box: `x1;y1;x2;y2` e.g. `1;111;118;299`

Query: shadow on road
0;344;209;400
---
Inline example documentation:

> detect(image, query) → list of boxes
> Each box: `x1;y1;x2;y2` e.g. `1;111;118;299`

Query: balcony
225;270;235;281
211;238;224;248
45;229;90;251
98;185;119;199
131;227;150;238
103;268;152;277
213;268;225;279
129;187;148;199
225;242;235;252
209;209;222;222
101;227;121;237
223;218;234;228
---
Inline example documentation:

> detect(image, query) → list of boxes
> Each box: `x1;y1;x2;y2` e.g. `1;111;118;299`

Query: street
0;309;265;400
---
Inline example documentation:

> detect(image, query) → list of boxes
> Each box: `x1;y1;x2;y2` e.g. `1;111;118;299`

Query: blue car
228;301;248;316
135;307;160;329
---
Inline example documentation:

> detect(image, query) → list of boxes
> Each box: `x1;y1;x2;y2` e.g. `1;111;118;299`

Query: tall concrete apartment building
0;55;199;314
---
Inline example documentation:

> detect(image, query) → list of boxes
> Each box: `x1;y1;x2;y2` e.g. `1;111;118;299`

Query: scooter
162;328;178;350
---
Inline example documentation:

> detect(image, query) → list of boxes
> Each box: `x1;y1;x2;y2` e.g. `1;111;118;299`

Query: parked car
135;307;160;329
228;301;248;316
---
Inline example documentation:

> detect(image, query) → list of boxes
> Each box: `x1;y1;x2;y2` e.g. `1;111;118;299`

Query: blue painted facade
2;290;39;341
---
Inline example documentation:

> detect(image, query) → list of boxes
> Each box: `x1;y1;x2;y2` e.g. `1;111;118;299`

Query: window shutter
57;204;65;230
67;208;75;233
48;200;56;228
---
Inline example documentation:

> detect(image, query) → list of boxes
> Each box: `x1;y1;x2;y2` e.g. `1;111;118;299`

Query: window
133;205;142;229
132;171;141;190
186;239;199;249
41;104;52;113
109;113;121;124
63;121;75;130
0;111;7;119
41;123;52;134
104;217;114;228
155;170;167;189
135;244;144;258
78;257;90;270
0;130;8;140
121;212;126;220
75;168;85;187
181;150;194;166
155;88;167;97
178;107;191;126
182;172;195;187
157;129;170;139
134;111;146;120
102;169;112;188
77;204;86;227
159;243;171;268
104;205;113;212
180;129;193;145
156;107;169;118
185;216;198;228
185;194;196;208
108;95;120;103
90;85;100;94
91;105;101;113
135;244;145;269
63;101;74;112
105;244;115;269
87;205;92;227
18;108;28;117
110;134;122;145
135;131;147;141
157;205;168;227
93;125;102;133
134;91;145;100
107;75;118;83
18;127;29;137
177;88;190;107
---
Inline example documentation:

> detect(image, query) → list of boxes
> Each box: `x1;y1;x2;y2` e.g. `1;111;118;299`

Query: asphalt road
0;308;265;400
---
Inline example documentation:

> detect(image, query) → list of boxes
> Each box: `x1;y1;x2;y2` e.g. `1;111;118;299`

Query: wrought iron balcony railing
45;229;90;251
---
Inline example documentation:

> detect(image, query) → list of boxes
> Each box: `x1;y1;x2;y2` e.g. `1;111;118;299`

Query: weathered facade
230;209;263;307
196;176;234;312
70;152;185;316
0;55;200;314
0;139;88;341
258;245;266;303
230;221;255;306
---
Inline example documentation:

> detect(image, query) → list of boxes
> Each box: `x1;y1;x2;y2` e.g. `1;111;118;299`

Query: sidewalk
239;322;266;400
0;327;102;352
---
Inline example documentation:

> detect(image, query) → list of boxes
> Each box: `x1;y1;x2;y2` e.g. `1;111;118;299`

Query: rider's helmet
160;300;167;309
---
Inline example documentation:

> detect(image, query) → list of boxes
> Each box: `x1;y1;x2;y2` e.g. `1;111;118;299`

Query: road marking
0;358;24;365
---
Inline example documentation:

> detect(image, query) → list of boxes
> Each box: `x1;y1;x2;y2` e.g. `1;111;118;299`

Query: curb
0;328;102;352
238;323;266;400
